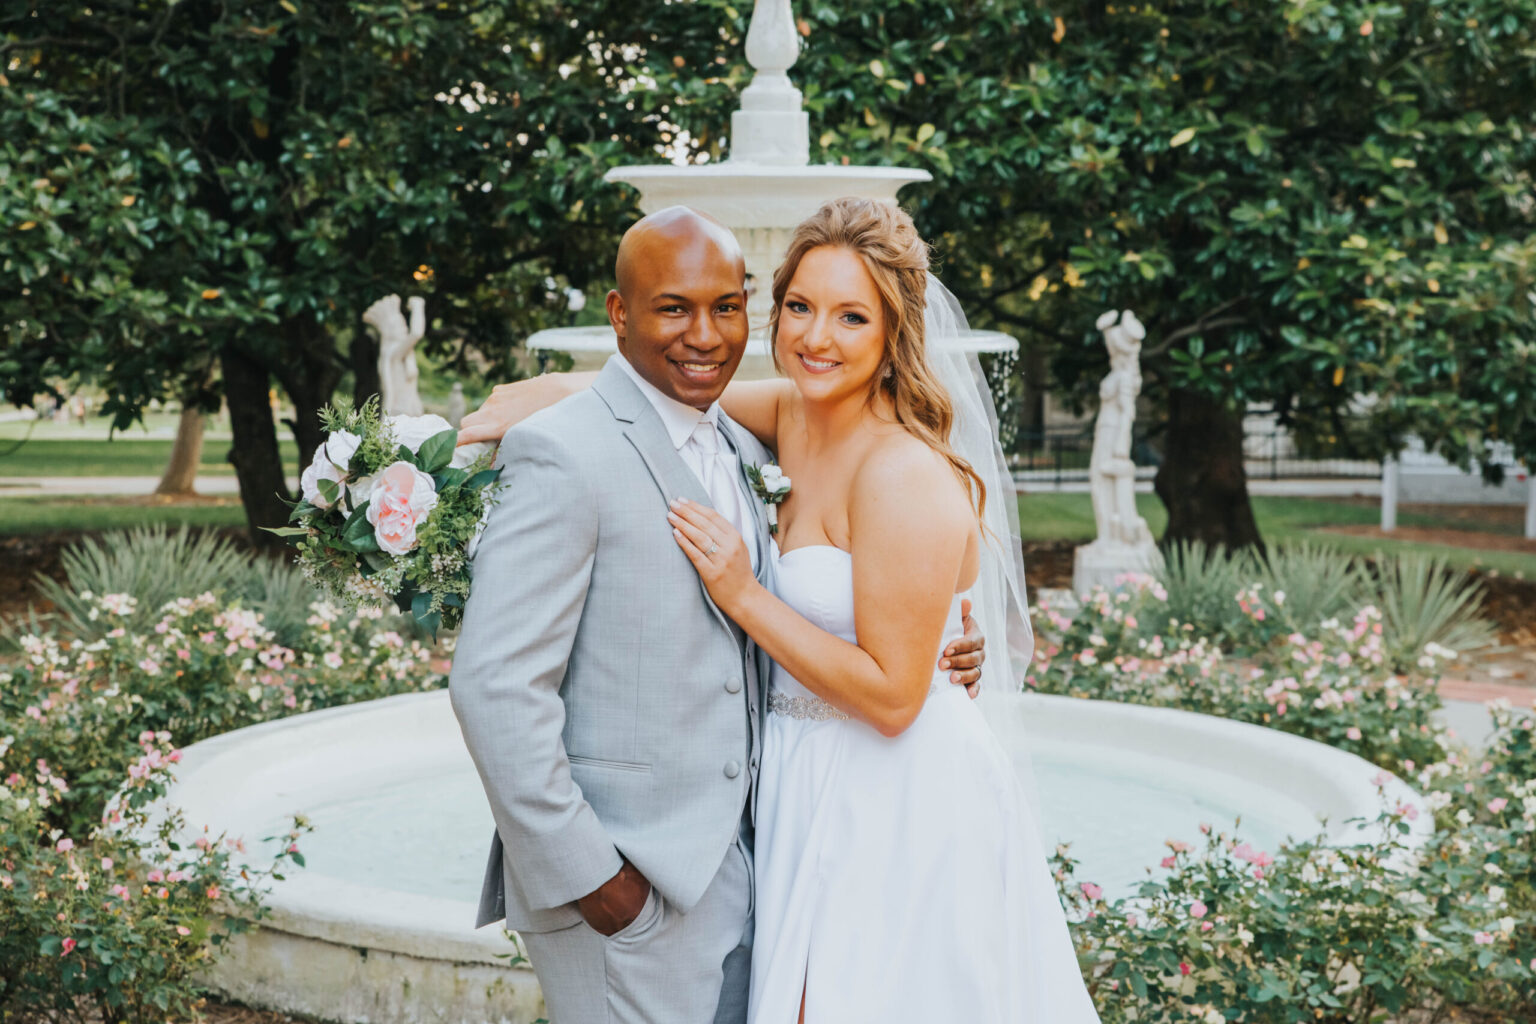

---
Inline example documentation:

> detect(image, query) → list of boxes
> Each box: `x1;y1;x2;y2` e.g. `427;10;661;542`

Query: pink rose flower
176;925;192;937
206;885;221;900
1474;931;1494;945
1179;962;1191;976
1189;901;1208;919
366;461;440;556
1160;855;1177;869
1488;797;1508;813
55;838;73;853
60;937;76;956
1346;726;1362;741
1079;882;1102;900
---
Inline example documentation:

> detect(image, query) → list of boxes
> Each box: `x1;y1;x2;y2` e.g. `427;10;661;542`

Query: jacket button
724;760;741;779
724;677;743;694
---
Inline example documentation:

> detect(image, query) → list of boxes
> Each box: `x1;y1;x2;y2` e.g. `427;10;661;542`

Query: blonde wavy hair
768;197;987;517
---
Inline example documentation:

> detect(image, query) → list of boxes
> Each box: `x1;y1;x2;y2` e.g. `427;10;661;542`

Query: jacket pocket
567;754;652;774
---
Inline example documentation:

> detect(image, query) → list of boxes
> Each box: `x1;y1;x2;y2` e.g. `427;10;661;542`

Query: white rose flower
300;453;343;509
323;429;361;472
366;461;440;556
387;413;455;454
759;464;792;495
345;474;375;513
451;440;495;470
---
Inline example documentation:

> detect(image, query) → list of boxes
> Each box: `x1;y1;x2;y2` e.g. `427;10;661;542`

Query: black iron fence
1008;426;1381;485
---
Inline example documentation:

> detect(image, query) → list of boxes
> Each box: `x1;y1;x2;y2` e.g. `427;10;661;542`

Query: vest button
724;760;741;779
724;677;743;694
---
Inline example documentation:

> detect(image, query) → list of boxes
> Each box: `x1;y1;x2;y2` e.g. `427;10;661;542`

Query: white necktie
688;419;756;571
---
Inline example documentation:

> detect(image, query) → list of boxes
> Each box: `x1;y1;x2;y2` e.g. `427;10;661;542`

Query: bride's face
776;246;888;405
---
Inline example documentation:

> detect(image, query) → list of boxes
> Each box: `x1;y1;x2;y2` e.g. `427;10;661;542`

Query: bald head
605;206;750;409
615;206;744;299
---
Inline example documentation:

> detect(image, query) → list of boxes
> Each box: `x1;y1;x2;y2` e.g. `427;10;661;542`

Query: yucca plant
1154;541;1256;644
1254;541;1366;634
235;555;324;649
1371;552;1499;673
32;525;253;637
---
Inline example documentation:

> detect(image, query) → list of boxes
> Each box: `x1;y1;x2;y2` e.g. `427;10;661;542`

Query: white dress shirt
613;355;759;572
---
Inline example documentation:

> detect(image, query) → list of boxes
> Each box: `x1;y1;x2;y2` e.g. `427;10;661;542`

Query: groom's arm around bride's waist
448;419;624;912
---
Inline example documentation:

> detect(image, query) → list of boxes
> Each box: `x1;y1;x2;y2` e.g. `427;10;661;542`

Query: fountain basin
150;689;1430;1024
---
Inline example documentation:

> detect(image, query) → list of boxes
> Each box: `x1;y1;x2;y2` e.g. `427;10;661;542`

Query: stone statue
1073;309;1162;594
365;294;425;417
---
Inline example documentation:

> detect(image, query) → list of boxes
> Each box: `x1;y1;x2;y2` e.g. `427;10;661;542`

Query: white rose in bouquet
323;429;362;472
300;455;343;509
451;440;496;470
387;414;455;454
366;461;440;556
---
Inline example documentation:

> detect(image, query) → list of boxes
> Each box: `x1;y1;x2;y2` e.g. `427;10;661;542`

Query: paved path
0;475;276;498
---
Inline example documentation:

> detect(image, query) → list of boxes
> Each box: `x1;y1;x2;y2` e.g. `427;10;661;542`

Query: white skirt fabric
748;545;1100;1024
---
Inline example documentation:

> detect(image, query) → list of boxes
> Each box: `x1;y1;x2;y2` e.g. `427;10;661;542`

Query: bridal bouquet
266;399;502;634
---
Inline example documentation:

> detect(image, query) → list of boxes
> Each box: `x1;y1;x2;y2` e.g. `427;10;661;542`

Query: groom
450;206;985;1024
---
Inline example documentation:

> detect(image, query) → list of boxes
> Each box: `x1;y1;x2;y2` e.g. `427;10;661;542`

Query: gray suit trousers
520;834;754;1024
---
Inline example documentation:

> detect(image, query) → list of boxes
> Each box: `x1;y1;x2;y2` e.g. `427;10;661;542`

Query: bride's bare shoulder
850;433;971;523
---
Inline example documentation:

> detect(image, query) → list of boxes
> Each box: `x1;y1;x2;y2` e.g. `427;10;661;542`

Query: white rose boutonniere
745;463;792;535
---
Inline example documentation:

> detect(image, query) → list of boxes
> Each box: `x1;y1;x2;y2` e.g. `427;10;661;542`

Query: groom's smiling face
607;207;749;411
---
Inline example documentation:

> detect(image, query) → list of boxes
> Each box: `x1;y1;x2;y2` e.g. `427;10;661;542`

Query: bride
470;197;1098;1023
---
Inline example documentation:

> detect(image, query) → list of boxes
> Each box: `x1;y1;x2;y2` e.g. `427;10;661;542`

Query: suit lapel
715;417;771;584
593;361;739;639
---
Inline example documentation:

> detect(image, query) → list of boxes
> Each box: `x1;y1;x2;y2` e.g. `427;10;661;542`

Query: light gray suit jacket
450;361;776;933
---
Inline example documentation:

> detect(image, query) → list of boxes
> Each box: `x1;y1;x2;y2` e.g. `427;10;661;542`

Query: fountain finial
731;0;809;165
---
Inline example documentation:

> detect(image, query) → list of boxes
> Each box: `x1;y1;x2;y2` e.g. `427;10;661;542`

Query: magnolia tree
5;0;1533;547
778;0;1536;548
1;0;731;538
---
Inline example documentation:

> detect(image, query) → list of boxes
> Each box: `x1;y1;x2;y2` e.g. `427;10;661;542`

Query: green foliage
0;741;307;1024
25;524;326;649
33;526;251;637
3;593;442;838
1037;600;1536;1021
1152;541;1497;666
1372;551;1500;672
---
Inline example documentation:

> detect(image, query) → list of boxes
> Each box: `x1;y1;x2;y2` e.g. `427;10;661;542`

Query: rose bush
1;591;435;1021
1037;579;1536;1021
2;592;442;839
0;727;308;1023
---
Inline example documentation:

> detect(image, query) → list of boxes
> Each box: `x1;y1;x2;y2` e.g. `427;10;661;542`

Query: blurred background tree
5;0;1533;549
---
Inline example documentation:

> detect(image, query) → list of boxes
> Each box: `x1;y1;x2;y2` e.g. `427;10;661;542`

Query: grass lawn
0;438;301;478
1018;492;1536;578
0;497;249;534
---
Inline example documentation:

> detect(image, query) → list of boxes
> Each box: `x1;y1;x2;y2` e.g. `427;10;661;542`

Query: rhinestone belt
767;691;850;721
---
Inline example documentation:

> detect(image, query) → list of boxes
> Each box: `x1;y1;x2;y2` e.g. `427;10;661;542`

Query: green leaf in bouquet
432;467;467;491
342;510;381;553
417;429;458;473
466;468;502;490
396;444;415;463
260;526;312;538
318;478;341;507
412;589;443;639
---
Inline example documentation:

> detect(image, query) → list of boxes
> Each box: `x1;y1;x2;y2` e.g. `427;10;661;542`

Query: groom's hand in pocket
941;598;986;699
576;857;652;936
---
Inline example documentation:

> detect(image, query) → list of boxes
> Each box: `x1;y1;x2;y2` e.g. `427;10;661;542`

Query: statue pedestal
1072;539;1164;596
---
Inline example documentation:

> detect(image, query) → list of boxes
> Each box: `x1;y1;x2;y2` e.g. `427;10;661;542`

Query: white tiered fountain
525;0;1016;362
145;5;1432;1024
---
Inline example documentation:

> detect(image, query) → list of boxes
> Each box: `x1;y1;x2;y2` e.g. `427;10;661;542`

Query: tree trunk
352;326;381;414
153;404;205;497
220;344;291;547
1154;387;1264;552
276;318;343;469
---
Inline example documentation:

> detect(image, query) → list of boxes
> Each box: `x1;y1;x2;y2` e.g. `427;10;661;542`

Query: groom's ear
606;289;626;344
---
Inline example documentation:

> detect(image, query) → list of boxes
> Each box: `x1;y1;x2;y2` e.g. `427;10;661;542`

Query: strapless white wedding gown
749;544;1100;1024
